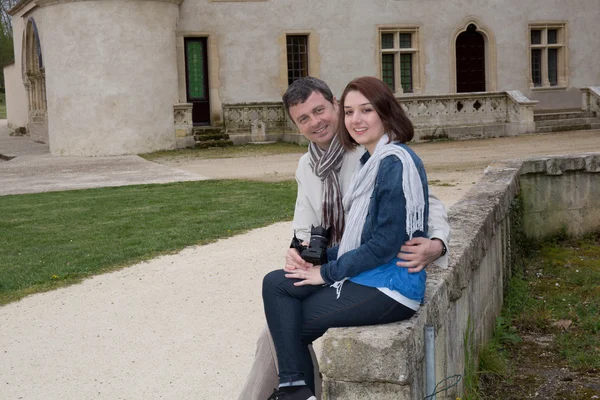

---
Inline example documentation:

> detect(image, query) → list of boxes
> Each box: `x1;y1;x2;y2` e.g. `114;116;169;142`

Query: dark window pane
531;30;542;45
547;29;558;44
400;53;413;93
382;54;395;92
381;33;394;49
399;33;412;48
531;49;542;86
548;48;558;85
287;35;309;85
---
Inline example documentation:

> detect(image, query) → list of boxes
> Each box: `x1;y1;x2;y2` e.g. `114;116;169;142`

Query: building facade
4;0;600;156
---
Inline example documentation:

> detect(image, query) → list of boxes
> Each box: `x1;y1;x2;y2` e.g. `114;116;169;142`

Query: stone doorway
456;24;486;93
23;18;48;143
184;37;211;126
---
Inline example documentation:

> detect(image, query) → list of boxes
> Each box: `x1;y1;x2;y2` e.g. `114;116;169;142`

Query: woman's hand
285;265;325;286
283;246;313;273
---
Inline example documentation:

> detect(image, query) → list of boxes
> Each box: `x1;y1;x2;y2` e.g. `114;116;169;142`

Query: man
238;77;450;400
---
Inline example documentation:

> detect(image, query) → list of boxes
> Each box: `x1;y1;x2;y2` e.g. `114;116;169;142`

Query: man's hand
285;265;325;286
396;237;444;273
283;247;313;273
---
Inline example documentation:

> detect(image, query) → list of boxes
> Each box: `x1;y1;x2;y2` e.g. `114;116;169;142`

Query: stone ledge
518;153;600;175
35;0;183;6
321;160;522;391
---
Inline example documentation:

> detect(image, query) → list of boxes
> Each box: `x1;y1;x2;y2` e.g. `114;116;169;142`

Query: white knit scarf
332;134;426;296
308;134;345;245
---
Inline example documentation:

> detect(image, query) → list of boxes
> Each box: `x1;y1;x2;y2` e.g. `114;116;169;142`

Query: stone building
3;0;600;156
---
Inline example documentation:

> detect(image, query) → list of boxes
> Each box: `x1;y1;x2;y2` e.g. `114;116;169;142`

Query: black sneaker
266;386;316;400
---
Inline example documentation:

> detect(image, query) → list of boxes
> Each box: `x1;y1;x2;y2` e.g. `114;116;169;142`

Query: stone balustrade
398;90;537;140
320;152;600;400
580;86;600;115
219;91;538;145
222;102;302;145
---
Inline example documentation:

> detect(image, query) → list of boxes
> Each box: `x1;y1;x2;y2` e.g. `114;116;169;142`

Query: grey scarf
308;134;346;245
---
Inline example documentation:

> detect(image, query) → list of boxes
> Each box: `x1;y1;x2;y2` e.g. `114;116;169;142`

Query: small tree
0;0;18;88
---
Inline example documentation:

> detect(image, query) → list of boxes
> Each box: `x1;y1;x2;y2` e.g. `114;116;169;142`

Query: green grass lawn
0;180;296;305
0;104;6;119
140;141;306;162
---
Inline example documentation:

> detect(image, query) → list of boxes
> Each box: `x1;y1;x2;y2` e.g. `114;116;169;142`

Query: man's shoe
266;386;316;400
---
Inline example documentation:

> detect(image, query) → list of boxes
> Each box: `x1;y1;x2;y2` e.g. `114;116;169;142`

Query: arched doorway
456;24;486;93
23;18;48;143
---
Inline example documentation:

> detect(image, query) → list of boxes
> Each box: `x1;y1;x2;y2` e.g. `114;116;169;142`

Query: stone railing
220;91;538;145
397;90;538;140
222;102;303;145
320;153;600;400
580;86;600;115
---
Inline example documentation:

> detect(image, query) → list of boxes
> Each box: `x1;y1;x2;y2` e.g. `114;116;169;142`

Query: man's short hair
282;77;335;118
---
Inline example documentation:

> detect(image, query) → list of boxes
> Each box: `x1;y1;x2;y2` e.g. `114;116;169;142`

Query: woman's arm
320;156;415;284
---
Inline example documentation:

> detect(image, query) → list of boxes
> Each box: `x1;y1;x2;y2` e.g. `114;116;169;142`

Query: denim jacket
320;143;429;301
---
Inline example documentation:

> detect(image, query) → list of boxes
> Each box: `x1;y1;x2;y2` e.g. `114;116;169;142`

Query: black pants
262;269;415;392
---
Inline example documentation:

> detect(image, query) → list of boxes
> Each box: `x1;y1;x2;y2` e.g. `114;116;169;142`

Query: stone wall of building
34;0;182;156
179;0;600;111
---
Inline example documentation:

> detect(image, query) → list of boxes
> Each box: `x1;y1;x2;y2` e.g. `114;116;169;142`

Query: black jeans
262;269;416;392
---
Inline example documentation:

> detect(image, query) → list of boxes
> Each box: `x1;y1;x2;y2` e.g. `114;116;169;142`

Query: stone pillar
580;87;600;114
505;90;538;135
173;103;194;149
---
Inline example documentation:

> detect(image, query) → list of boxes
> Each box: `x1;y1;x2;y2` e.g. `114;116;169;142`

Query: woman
262;76;429;400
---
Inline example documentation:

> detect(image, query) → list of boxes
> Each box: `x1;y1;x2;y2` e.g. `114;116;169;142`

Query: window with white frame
529;23;567;88
379;27;421;94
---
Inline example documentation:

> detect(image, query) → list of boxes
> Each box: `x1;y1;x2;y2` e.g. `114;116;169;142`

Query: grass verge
140;142;306;162
0;104;6;119
477;231;600;399
0;180;296;305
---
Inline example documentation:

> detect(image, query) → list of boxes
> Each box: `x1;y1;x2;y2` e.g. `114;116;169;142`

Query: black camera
290;225;330;265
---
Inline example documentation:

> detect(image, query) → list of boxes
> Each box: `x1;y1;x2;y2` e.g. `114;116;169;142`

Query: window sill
530;85;568;92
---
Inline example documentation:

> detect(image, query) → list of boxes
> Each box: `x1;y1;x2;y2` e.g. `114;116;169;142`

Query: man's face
288;91;339;150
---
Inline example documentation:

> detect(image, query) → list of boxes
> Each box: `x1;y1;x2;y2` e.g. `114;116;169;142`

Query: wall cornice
34;0;183;7
7;0;34;16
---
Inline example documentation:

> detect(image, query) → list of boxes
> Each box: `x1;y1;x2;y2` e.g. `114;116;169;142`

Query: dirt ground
157;130;600;208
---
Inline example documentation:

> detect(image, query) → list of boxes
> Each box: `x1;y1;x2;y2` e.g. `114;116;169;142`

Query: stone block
322;380;412;400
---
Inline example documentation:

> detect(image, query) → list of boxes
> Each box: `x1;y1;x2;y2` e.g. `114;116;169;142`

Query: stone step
193;133;230;142
534;111;597;121
535;124;594;133
535;117;600;127
194;139;234;149
192;126;224;136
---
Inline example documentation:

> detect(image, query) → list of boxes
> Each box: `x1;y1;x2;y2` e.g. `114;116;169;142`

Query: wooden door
184;37;210;125
456;24;486;93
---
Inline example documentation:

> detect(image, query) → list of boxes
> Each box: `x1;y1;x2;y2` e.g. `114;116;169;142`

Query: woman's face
343;90;385;154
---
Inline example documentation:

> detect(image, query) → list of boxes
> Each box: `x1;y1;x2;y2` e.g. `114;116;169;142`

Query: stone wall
179;0;600;110
320;153;600;400
35;0;183;156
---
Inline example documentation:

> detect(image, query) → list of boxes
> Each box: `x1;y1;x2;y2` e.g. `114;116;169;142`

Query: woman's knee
262;269;287;296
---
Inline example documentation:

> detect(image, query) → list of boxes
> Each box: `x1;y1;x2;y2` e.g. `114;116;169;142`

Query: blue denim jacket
320;143;429;302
